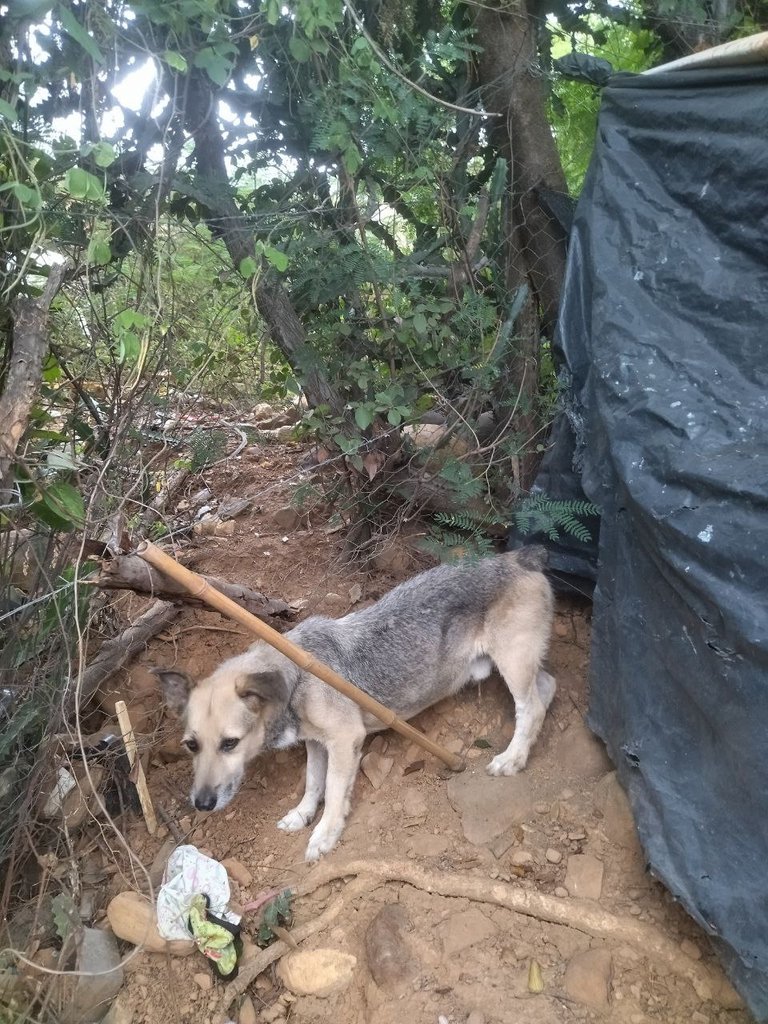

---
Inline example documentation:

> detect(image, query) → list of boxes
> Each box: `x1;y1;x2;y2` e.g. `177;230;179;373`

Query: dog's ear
152;669;196;717
236;670;287;713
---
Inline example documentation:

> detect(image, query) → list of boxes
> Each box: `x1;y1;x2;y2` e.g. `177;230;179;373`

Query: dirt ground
103;440;749;1024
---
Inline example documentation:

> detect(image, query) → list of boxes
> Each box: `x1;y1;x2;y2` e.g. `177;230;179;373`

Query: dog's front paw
486;751;526;776
304;827;340;863
277;808;312;832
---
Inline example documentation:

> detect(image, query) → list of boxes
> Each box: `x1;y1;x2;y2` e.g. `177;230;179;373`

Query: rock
106;891;194;955
193;515;220;536
222;858;253;887
546;848;563;864
594;771;640;850
277;948;357;997
511;850;533;866
564;855;604;900
365;905;417;993
101;993;134;1024
467;1013;485;1024
214;519;236;537
447;769;533;845
560;719;613;779
680;938;701;960
372;543;411;575
348;583;363;604
253;402;276;421
403;423;469;459
437;908;497;956
239;996;258;1024
219;497;252;520
554;620;569;638
272;506;300;530
361;752;394;790
554;887;568;898
403;789;428;818
193;972;212;991
564;948;613;1010
58;928;124;1024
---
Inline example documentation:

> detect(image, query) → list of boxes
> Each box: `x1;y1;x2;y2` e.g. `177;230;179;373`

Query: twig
155;803;184;843
297;860;734;1006
115;700;158;835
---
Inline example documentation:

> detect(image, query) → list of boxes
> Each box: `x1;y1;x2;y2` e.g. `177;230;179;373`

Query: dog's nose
193;790;217;812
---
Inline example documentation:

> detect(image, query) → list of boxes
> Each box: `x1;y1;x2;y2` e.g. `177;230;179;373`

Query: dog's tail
513;544;549;572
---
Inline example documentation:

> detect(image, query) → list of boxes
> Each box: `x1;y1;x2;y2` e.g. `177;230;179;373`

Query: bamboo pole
136;541;465;772
645;29;768;74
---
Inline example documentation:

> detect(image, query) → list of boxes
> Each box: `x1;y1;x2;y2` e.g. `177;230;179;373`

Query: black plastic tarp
552;65;768;1019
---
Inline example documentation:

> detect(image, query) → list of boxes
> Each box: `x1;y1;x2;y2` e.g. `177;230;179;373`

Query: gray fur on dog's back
280;547;551;721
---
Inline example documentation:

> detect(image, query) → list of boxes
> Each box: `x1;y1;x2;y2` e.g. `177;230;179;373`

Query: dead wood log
72;600;180;710
91;554;294;622
1;262;72;497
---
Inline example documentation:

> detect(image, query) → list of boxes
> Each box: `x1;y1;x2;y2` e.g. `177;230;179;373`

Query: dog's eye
220;737;240;753
183;738;199;754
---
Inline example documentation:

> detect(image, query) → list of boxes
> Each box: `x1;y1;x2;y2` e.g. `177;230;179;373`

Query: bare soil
103;440;749;1024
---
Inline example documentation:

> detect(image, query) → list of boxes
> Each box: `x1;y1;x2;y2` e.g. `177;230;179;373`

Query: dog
155;547;555;862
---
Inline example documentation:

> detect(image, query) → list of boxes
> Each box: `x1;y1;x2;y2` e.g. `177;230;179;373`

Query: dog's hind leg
304;723;366;863
277;740;327;832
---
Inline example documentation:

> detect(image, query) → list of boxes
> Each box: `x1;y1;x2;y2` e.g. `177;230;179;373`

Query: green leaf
238;256;258;278
41;483;86;529
412;312;428;335
386;408;403;425
52;893;80;944
264;246;288;272
288;36;311;62
117;331;141;363
0;98;17;122
65;166;104;202
91;141;116;168
87;238;111;266
164;50;188;72
342;144;362;175
193;47;232;87
11;182;39;207
354;404;374;430
265;0;280;25
57;3;104;64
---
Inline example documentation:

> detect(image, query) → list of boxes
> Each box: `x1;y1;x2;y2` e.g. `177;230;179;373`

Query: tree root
212;898;344;1023
296;859;735;1007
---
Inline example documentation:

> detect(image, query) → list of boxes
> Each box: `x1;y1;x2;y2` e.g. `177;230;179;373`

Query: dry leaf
363;451;385;481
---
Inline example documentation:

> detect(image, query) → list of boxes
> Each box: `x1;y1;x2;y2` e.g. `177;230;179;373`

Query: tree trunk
471;2;569;488
1;262;71;499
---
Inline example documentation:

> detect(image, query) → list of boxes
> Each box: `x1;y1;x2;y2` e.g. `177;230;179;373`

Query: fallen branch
72;600;180;710
297;860;735;1006
91;554;294;623
213;897;344;1022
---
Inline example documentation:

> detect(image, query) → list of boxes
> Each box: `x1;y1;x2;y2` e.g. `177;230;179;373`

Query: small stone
361;751;394;790
349;583;363;604
594;772;640;851
438;908;497;955
546;848;563;864
214;519;236;537
560;719;613;779
561;788;575;800
466;1013;485;1024
629;904;642;916
680;938;701;960
447;770;533;845
222;858;253;887
364;905;417;993
554;620;569;638
568;830;587;841
403;789;428;818
277;948;357;997
193;973;212;991
534;802;549;814
564;948;613;1010
272;506;300;530
511;850;533;867
239;995;258;1024
564;854;604;900
555;887;568;898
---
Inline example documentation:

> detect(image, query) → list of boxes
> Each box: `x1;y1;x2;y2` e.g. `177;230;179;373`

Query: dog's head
153;650;290;813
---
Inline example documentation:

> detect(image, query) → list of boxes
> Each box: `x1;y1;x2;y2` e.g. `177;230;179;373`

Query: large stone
559;719;613;779
564;948;613;1010
437;908;497;956
365;905;417;993
277;948;357;997
106;891;194;955
58;928;124;1024
564;855;604;900
447;768;533;845
595;772;640;850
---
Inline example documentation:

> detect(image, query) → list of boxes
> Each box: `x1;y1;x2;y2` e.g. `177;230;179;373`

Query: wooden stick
115;699;158;834
136;540;465;772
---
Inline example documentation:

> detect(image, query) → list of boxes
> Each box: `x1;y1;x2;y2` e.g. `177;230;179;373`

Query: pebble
564;854;604;900
278;948;357;997
554;887;568;898
564;948;613;1010
534;802;549;815
239;996;257;1024
361;751;394;790
511;850;533;866
193;972;212;991
403;788;428;818
680;938;702;960
561;788;575;800
545;848;563;864
467;1012;485;1024
629;904;642;916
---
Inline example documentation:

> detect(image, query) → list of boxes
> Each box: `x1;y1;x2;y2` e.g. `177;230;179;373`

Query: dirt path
107;442;748;1024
